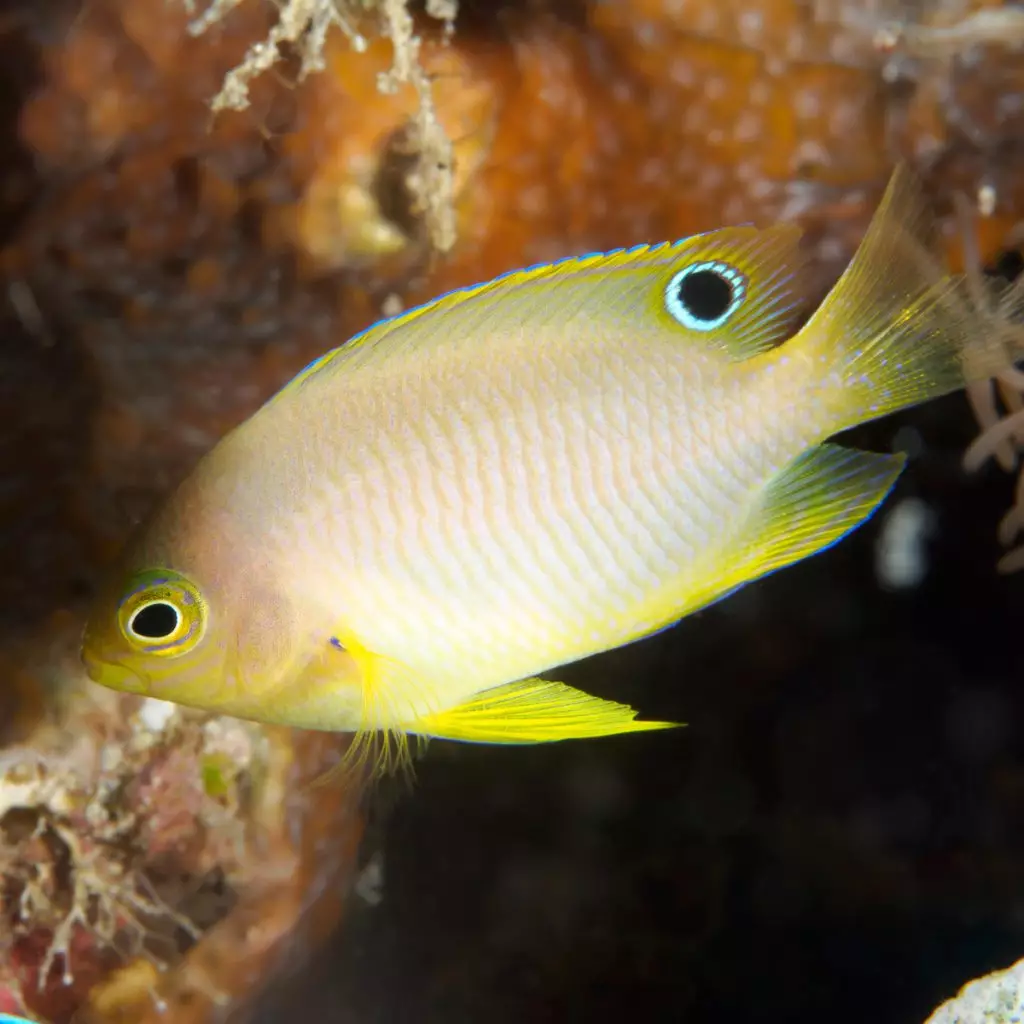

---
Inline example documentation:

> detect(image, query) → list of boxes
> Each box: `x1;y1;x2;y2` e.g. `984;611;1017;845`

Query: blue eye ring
117;569;207;657
664;260;747;331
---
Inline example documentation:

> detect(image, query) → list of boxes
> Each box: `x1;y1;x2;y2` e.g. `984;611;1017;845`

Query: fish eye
665;260;746;331
117;569;207;657
128;601;180;640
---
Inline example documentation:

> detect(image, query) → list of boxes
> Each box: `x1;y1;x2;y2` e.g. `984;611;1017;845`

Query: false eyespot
118;569;208;657
664;260;747;331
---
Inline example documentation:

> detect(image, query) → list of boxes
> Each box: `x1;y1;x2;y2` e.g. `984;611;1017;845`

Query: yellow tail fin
799;164;1015;430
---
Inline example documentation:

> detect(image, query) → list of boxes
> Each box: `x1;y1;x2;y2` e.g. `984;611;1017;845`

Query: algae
182;0;459;252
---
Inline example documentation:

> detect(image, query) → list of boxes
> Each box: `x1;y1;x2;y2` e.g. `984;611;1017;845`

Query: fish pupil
675;268;734;322
131;601;180;639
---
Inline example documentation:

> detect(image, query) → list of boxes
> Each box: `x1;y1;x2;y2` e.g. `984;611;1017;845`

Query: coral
278;27;497;272
0;621;362;1023
953;194;1024;572
185;0;461;251
963;342;1024;573
923;954;1024;1023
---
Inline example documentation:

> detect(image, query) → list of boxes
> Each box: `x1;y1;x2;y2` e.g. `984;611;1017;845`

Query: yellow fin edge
401;677;682;745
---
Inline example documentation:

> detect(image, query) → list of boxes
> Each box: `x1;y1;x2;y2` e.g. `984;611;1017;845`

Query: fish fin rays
669;222;811;361
399;677;681;745
279;243;685;384
314;637;431;781
799;162;1013;430
738;442;906;582
277;219;812;390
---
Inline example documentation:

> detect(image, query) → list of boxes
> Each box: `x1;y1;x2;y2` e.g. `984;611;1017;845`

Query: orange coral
278;30;501;272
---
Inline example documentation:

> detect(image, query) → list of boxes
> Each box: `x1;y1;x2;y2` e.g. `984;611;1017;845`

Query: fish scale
325;348;769;687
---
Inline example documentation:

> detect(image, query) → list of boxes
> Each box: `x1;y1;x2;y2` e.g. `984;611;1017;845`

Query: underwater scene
0;1;1023;1021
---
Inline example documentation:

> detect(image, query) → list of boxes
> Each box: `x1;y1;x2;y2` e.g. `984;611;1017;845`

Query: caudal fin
800;164;1016;431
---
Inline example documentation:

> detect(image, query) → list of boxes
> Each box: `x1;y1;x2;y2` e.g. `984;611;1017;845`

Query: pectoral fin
400;677;681;745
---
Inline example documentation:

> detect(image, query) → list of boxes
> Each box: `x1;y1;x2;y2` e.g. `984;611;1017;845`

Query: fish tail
798;164;1016;432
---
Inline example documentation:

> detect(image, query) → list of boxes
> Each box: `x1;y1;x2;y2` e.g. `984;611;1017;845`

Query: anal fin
401;678;681;745
741;442;906;580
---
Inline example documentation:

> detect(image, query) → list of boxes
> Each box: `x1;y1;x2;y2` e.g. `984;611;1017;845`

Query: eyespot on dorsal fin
657;221;812;361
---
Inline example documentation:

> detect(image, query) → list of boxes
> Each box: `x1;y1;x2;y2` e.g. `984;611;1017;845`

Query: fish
80;165;1007;774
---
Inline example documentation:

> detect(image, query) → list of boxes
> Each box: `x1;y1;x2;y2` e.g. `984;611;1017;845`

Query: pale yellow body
194;307;821;728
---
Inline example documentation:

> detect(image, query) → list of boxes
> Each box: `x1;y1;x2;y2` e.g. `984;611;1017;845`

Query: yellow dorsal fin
279;242;686;390
275;219;811;398
653;221;809;361
400;677;681;745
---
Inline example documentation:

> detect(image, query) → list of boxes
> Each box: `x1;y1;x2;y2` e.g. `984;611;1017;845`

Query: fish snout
81;645;149;695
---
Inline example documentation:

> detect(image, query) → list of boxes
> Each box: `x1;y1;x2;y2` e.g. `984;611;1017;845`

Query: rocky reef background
0;1;1023;1021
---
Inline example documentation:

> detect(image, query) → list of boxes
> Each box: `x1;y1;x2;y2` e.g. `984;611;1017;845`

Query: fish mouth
81;648;148;695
